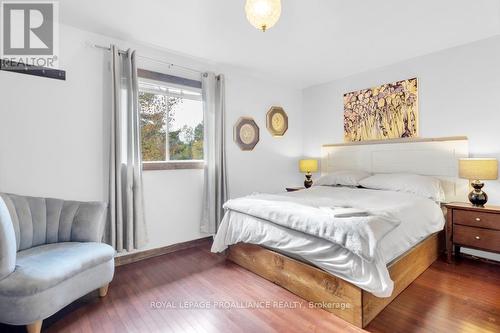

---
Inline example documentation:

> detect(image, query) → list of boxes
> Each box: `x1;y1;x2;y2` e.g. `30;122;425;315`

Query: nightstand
445;202;500;263
286;186;305;192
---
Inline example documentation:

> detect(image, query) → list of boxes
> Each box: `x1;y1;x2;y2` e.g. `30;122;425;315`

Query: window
138;69;204;170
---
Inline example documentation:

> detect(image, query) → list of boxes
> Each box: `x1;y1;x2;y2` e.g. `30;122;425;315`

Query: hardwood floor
367;255;499;333
1;243;499;333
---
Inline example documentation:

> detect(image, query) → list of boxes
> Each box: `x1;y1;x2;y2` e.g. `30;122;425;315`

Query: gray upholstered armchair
0;193;115;333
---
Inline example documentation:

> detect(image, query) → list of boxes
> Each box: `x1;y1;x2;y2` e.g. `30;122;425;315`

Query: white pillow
359;173;446;202
315;170;371;187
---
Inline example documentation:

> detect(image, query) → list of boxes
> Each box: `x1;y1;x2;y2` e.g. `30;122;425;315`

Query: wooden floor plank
0;244;498;333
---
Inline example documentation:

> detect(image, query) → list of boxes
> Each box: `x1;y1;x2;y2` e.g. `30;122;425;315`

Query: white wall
302;35;500;260
0;26;108;202
221;66;304;199
0;24;303;252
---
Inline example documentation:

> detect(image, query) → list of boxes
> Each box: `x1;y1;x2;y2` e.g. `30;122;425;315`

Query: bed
212;137;469;328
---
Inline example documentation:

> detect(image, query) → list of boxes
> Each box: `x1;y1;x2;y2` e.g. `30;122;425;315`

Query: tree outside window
139;85;203;162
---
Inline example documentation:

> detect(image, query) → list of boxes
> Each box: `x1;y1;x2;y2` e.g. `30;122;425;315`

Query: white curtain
201;73;228;234
108;45;147;251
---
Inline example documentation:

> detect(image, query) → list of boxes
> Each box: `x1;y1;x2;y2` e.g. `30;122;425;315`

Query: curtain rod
92;44;204;75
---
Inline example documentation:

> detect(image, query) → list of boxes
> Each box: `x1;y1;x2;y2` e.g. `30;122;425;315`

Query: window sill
143;161;205;171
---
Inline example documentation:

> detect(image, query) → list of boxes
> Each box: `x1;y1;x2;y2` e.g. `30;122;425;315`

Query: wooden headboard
321;136;469;202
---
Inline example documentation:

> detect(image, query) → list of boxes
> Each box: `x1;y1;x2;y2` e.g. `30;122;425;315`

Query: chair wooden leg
99;283;109;297
26;320;42;333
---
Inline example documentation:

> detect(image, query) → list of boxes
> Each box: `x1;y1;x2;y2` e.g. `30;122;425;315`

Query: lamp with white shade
459;158;498;206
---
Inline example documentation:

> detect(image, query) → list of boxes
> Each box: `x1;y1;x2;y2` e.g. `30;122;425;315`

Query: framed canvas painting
343;78;418;142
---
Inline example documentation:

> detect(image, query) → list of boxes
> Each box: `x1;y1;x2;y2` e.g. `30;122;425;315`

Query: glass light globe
245;0;281;32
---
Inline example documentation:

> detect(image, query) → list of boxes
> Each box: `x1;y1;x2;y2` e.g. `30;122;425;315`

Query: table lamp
459;158;498;207
299;159;318;188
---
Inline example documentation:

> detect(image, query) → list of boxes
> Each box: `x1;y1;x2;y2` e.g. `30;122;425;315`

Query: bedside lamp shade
459;158;498;180
299;159;318;173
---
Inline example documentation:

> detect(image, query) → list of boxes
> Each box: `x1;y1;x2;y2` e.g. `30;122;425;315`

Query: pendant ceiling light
245;0;282;32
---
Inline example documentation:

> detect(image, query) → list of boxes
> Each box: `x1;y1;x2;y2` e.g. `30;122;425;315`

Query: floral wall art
343;78;418;142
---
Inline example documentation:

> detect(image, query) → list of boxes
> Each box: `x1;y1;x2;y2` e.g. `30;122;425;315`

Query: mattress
212;186;445;297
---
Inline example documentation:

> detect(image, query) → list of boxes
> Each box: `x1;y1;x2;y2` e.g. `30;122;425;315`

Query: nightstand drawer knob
475;217;481;222
475;236;481;240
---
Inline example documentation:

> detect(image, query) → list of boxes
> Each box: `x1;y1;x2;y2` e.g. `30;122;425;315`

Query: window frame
138;69;204;171
142;160;204;171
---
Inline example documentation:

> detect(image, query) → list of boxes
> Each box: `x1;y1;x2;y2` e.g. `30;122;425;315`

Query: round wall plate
234;117;260;151
266;106;288;137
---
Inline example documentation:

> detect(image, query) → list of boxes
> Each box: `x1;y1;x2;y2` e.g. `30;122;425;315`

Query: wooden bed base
227;231;444;328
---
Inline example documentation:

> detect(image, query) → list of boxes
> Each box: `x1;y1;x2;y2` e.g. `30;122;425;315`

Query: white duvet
212;186;445;297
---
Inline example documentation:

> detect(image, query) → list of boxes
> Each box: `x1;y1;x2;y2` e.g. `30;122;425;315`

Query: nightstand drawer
453;225;500;253
453;209;500;230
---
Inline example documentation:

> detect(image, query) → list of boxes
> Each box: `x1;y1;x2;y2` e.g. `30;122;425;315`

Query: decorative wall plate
266;106;288;137
234;117;260;151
